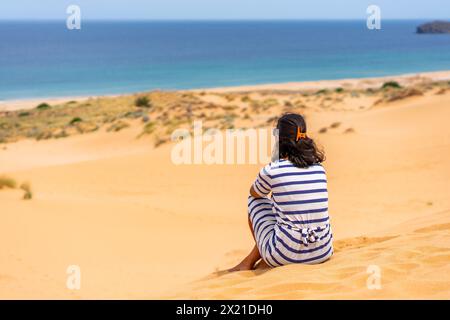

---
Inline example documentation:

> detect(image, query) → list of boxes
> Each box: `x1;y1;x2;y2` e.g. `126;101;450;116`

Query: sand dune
1;76;450;299
169;210;450;299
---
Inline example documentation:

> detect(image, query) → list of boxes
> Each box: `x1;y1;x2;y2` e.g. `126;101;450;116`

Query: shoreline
197;69;450;93
1;69;450;112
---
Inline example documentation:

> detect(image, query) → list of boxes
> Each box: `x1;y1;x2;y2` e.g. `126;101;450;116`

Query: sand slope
169;210;450;299
1;81;450;299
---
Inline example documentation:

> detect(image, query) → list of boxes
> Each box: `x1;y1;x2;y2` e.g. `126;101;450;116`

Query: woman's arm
249;185;263;198
250;164;273;198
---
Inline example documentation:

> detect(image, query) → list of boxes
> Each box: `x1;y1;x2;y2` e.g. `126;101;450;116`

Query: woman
230;113;333;271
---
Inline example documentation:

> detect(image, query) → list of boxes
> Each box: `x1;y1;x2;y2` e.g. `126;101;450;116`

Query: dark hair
275;113;325;168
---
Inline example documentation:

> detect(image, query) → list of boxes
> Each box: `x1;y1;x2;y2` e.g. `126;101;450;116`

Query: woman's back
269;159;329;229
253;159;333;265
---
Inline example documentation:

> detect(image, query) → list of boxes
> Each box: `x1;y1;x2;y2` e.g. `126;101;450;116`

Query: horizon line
0;18;444;22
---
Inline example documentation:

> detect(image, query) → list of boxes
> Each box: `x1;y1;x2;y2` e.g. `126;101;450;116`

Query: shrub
335;87;344;93
154;138;168;148
141;121;156;135
124;110;144;119
20;182;32;200
18;111;31;117
225;95;235;102
135;96;151;108
316;89;329;95
0;176;17;189
386;88;423;102
263;99;279;107
330;122;341;129
69;117;83;125
241;96;251;103
381;81;402;89
36;103;51;110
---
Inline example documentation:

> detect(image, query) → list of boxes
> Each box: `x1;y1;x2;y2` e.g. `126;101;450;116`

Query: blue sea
1;20;450;100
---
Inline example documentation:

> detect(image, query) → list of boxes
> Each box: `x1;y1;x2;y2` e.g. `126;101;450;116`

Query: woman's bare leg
255;259;271;270
228;216;262;272
228;244;261;272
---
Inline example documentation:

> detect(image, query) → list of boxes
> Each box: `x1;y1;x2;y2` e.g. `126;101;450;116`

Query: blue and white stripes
250;159;333;266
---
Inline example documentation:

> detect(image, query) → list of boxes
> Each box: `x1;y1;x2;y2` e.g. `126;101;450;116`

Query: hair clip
296;127;307;141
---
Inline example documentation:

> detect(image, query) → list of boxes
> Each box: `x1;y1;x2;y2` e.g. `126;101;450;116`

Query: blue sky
0;0;448;20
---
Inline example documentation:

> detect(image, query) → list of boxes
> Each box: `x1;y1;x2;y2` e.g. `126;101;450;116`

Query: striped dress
249;159;333;267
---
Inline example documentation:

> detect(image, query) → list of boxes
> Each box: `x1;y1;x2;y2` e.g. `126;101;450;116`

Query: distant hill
417;21;450;34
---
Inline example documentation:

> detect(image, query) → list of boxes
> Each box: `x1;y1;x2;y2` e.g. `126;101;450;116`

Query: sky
0;0;448;20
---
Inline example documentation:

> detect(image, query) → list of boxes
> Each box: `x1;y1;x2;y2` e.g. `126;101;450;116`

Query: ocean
1;20;450;100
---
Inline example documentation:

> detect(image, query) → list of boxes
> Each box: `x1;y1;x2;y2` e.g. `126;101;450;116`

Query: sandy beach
2;70;450;112
197;70;450;93
1;72;450;299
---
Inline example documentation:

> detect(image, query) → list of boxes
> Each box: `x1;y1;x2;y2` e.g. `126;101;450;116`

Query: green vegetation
20;182;32;200
0;176;33;200
316;89;329;95
141;121;156;135
69;117;83;125
0;91;191;143
382;81;402;89
0;176;17;189
36;103;51;110
0;80;446;146
241;96;251;103
135;96;151;108
262;98;279;107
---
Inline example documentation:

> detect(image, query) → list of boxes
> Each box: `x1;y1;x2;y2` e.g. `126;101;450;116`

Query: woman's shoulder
268;159;290;169
269;160;325;171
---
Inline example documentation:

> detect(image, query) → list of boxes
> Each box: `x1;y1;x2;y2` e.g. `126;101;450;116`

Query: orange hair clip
296;127;307;141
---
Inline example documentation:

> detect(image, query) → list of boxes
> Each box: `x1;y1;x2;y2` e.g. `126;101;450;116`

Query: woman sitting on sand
230;113;333;271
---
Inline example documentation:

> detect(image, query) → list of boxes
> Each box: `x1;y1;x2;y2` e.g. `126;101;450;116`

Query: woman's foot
255;259;271;270
228;245;261;272
228;259;255;272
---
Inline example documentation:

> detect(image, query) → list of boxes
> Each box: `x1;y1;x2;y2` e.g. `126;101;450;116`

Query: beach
1;72;450;299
